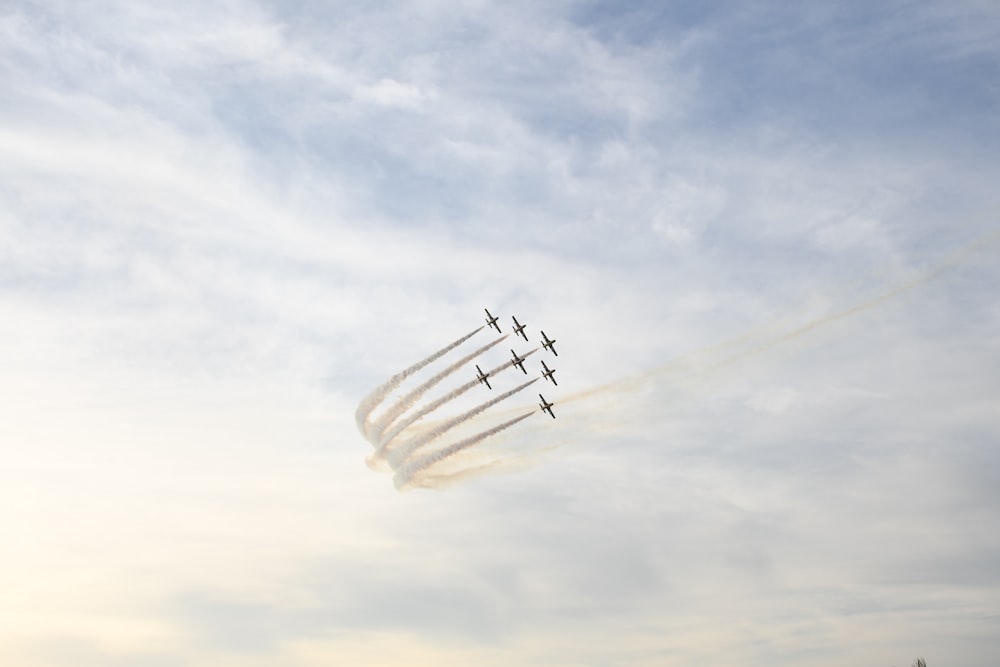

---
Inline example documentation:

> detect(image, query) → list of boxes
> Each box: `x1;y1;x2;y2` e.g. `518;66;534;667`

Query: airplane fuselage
538;394;555;418
510;349;527;374
541;361;557;386
540;331;557;356
485;308;501;333
512;316;527;341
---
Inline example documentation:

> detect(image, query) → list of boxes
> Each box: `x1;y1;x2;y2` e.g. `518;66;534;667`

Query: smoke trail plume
377;348;541;450
354;326;483;438
394;410;536;489
369;334;509;451
386;377;538;468
558;229;1000;409
358;228;998;490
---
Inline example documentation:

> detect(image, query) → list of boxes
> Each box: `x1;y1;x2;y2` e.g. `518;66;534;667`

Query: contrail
682;234;999;378
369;334;509;451
354;326;483;438
378;377;483;451
356;229;998;490
558;228;1000;409
394;410;537;489
378;348;539;450
385;378;538;469
394;229;1000;471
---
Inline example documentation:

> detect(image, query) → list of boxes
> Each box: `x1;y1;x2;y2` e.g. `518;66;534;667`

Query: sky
1;1;999;665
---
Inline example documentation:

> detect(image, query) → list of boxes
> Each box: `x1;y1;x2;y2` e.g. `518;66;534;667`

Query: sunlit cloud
2;0;999;665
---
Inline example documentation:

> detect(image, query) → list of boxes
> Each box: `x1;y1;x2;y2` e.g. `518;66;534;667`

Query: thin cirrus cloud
1;1;999;666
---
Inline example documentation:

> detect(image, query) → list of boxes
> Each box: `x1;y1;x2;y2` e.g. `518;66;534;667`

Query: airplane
512;315;528;341
539;394;555;418
475;364;491;390
540;360;557;386
485;308;501;333
540;330;557;356
510;349;527;374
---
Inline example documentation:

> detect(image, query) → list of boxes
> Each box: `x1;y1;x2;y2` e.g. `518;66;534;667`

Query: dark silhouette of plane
510;349;527;374
485;308;501;333
539;394;555;418
512;315;528;341
540;360;557;386
540;330;557;356
475;364;491;389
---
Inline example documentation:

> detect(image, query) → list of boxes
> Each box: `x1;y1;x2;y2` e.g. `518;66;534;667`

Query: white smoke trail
378;378;482;451
354;326;483;438
394;410;537;489
377;348;538;451
369;334;509;451
388;230;1000;481
357;229;999;489
377;348;536;450
384;378;538;469
557;228;1000;410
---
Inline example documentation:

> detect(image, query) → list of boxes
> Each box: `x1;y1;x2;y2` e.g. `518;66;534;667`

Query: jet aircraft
510;349;527;374
539;394;556;418
485;308;501;333
475;364;491;390
540;330;557;356
540;360;557;386
512;316;528;341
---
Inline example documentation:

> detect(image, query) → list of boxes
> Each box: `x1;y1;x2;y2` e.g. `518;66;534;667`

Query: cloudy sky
2;1;999;665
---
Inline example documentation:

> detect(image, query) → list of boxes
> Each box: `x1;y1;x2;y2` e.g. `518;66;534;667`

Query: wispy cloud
2;0;999;665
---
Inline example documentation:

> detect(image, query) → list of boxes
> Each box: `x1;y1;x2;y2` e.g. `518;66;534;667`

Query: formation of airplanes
480;308;560;419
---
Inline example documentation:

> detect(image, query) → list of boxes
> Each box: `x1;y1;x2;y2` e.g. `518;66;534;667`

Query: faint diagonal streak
354;326;483;439
369;334;509;452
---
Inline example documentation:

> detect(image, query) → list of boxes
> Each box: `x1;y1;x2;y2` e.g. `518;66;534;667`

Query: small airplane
510;349;527;374
540;360;557;386
512;315;528;341
475;364;491;390
539;394;555;418
540;330;557;356
485;308;501;333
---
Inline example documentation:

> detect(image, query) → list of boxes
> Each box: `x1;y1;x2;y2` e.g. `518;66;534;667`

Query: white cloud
747;385;799;414
651;177;727;245
1;0;999;665
353;78;426;109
